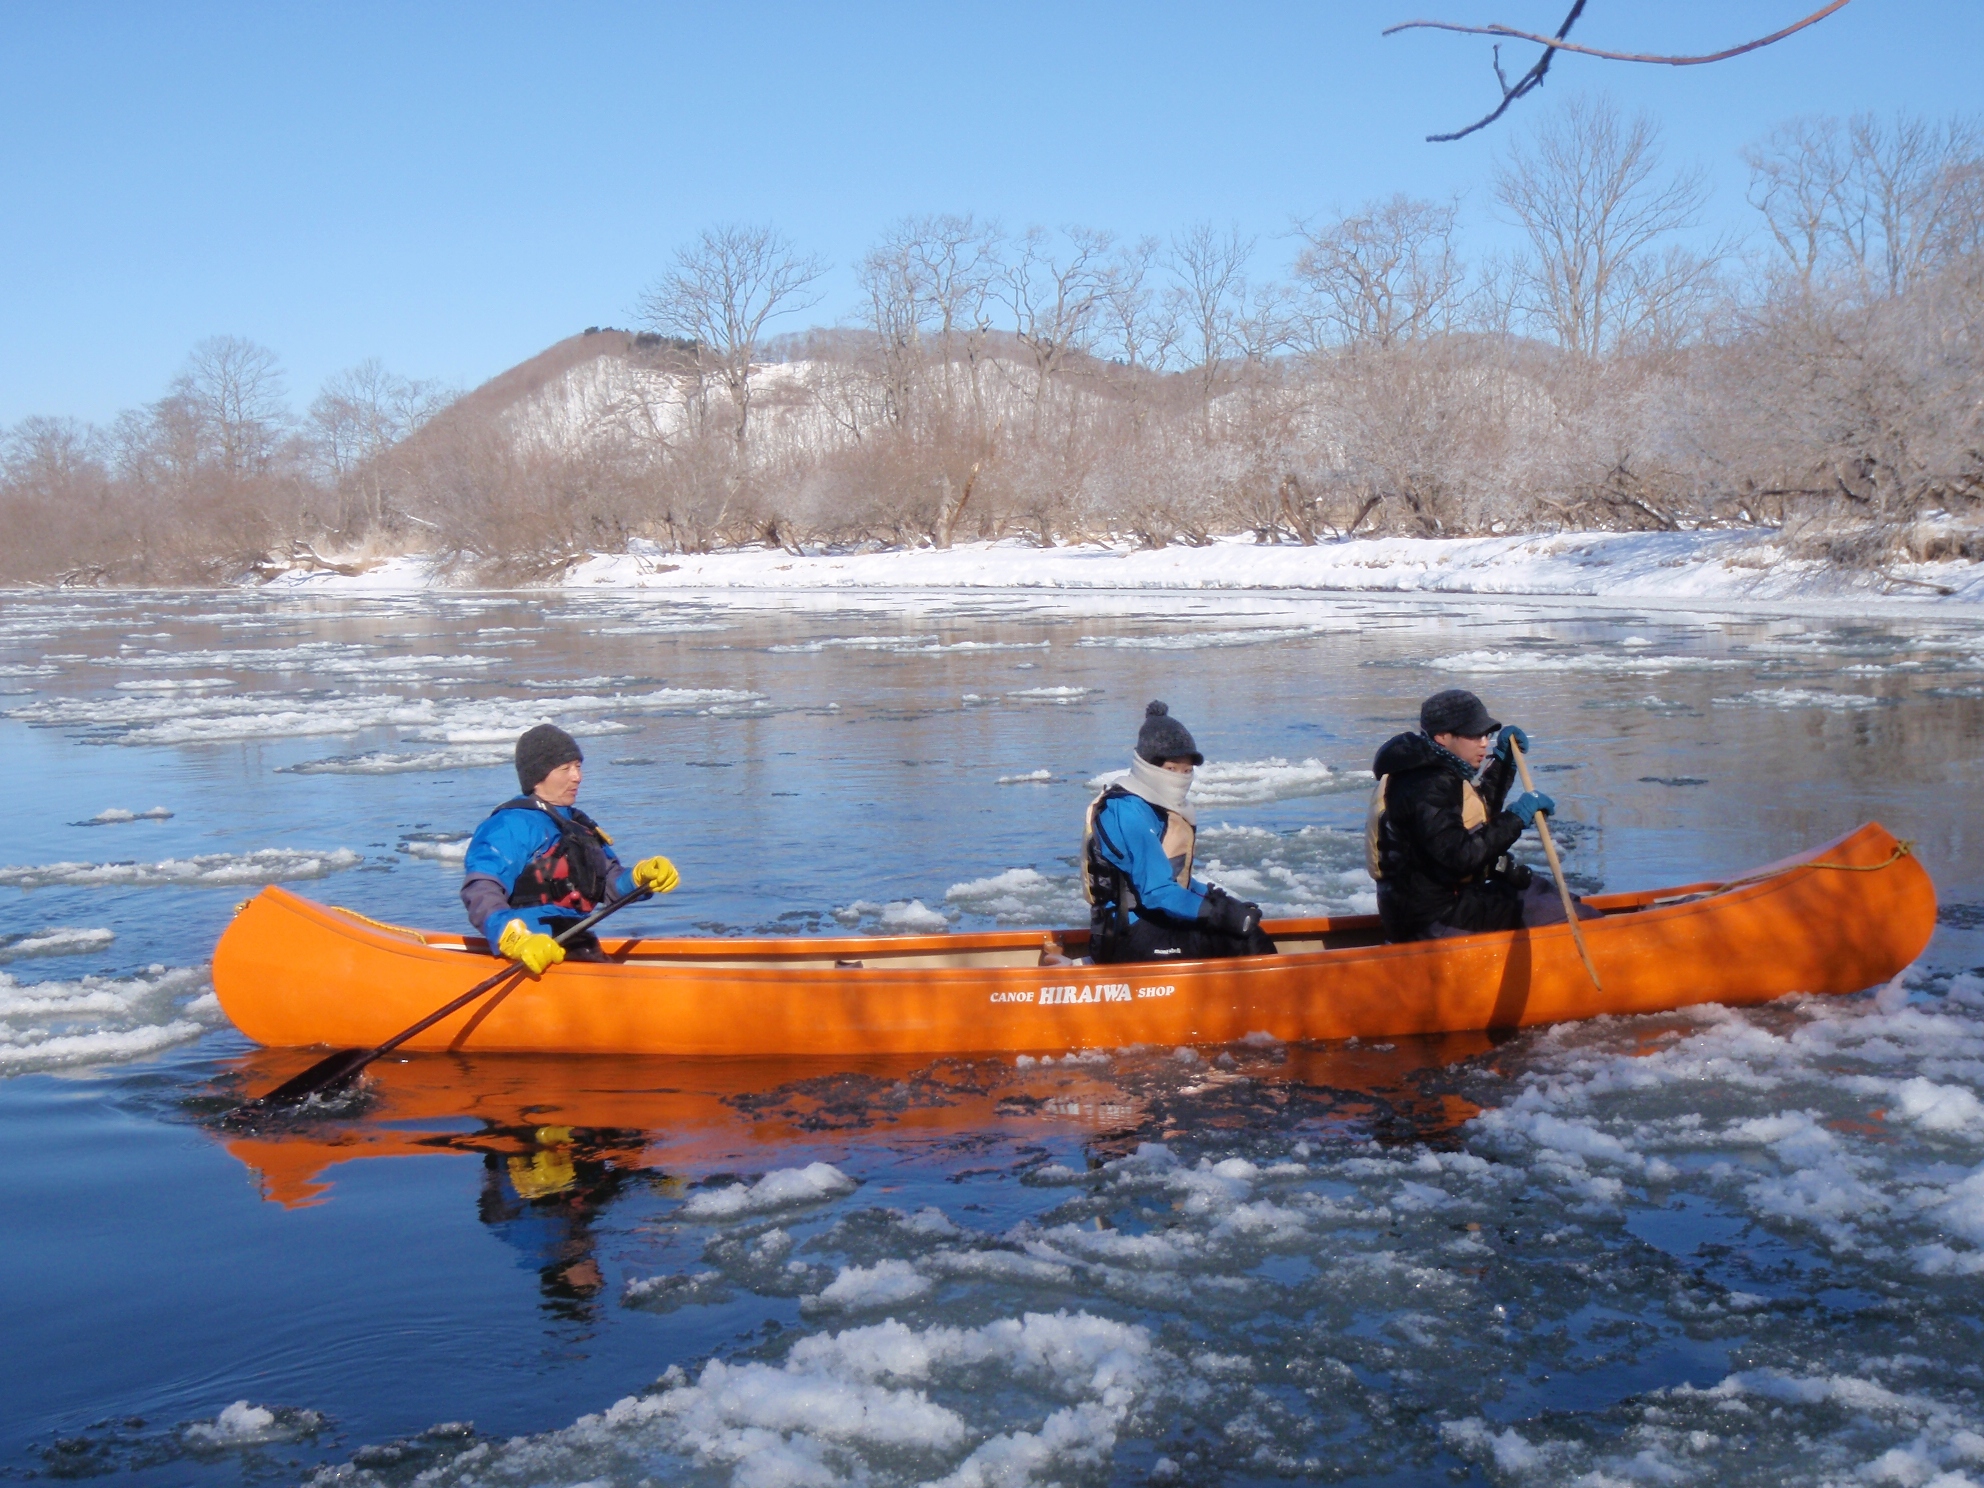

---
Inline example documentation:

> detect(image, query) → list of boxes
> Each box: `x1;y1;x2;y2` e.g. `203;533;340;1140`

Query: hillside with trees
4;100;1979;586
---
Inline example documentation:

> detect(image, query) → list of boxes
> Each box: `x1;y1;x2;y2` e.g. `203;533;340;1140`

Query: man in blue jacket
1081;701;1276;964
461;723;679;973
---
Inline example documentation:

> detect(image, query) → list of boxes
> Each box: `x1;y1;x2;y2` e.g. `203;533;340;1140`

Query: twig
1387;1;1852;66
1386;0;1853;142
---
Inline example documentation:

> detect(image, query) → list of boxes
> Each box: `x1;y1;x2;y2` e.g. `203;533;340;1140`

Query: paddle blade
229;1046;376;1118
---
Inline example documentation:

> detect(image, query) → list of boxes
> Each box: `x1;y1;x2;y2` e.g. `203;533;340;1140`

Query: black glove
1200;886;1263;938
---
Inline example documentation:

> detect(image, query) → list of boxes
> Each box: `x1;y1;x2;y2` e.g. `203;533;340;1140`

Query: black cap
1420;688;1500;739
516;723;583;793
1136;701;1203;765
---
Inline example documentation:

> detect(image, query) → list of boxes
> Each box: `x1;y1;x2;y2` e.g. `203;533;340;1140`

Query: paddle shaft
1509;738;1602;993
234;887;652;1114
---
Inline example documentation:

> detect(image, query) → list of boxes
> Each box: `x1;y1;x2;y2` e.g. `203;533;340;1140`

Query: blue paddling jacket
461;796;635;944
1084;789;1209;926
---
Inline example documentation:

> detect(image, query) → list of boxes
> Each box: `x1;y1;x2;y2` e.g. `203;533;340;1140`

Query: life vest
1081;786;1195;922
490;797;615;914
1366;773;1487;881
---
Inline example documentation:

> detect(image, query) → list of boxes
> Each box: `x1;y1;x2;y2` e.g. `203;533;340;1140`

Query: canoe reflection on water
213;1037;1500;1236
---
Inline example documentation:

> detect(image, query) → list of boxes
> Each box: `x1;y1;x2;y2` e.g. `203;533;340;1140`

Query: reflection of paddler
506;1125;579;1200
474;1124;641;1316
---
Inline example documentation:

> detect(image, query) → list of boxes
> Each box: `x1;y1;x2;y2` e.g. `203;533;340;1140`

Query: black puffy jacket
1370;731;1526;940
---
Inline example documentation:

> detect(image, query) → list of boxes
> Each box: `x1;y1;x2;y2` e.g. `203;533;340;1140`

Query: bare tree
1748;113;1984;297
172;336;289;475
1494;98;1718;358
1294;195;1465;348
1002;226;1114;410
309;359;449;531
1167;223;1256;398
641;224;827;447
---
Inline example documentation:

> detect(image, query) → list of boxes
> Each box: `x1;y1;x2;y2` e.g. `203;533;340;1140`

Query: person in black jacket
1367;688;1594;942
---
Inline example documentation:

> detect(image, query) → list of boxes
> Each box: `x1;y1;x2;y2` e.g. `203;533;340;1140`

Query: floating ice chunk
0;848;363;890
1890;1077;1984;1135
996;770;1053;785
1076;625;1338;651
1717;687;1891;711
944;868;1084;925
399;837;470;863
903;1207;960;1238
833;899;954;933
184;1401;324;1446
0;927;114;962
816;1259;933;1309
680;1162;858;1220
1006;686;1096;703
1442;1417;1546;1473
284;746;512;775
1420;647;1743;675
112;677;233;691
76;807;174;825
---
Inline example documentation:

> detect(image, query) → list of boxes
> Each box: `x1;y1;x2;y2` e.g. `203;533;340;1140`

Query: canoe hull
212;824;1936;1057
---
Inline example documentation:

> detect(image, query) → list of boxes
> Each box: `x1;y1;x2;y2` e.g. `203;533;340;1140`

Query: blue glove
1493;725;1532;763
1509;790;1555;827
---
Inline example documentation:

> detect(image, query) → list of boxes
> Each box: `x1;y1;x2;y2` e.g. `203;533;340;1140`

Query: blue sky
3;1;1979;428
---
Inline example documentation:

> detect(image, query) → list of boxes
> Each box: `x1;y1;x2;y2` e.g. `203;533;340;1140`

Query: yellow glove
496;918;565;975
632;855;680;894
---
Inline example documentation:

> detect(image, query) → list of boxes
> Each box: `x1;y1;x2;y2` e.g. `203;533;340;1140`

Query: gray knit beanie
1419;688;1500;738
516;723;583;793
1136;701;1203;765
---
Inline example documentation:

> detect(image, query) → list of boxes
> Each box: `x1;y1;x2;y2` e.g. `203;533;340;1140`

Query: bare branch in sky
1387;1;1855;143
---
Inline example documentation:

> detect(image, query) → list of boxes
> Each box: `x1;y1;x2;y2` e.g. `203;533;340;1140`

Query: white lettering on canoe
1136;983;1176;999
990;990;1035;1004
1037;982;1132;1008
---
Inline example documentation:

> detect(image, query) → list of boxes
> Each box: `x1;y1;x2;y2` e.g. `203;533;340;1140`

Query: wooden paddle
1508;738;1602;992
227;887;652;1119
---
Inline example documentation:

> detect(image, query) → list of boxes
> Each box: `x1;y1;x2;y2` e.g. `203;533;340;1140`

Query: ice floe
0;964;218;1075
680;1163;860;1220
0;927;115;962
183;1401;324;1447
0;848;363;890
1717;686;1894;710
945;868;1086;926
75;807;174;825
832;899;954;934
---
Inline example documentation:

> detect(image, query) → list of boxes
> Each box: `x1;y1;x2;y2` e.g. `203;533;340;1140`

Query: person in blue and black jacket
461;723;679;973
1081;701;1277;965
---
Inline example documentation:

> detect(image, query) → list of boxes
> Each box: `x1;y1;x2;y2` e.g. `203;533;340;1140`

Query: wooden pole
1509;738;1602;992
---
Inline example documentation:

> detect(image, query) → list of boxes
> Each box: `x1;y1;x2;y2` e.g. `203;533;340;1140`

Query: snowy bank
268;529;1984;607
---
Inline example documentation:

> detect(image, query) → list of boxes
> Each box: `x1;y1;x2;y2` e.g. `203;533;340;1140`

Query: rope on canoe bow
333;906;431;944
1650;840;1914;906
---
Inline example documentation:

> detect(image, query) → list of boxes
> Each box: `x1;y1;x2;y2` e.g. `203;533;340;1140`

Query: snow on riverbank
265;529;1984;608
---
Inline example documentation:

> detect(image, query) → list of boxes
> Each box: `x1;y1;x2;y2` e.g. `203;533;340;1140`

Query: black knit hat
516;723;583;793
1136;701;1203;765
1420;688;1500;739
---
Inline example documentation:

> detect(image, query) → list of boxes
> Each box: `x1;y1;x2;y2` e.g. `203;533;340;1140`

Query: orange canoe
213;822;1935;1058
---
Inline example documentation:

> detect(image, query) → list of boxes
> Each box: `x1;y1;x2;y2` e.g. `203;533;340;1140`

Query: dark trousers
1425;878;1598;940
1091;915;1278;965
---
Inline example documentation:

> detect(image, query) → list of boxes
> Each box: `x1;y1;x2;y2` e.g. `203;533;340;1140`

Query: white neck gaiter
1123;753;1195;824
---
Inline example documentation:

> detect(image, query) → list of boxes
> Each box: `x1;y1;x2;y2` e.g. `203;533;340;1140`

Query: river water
3;586;1982;1488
